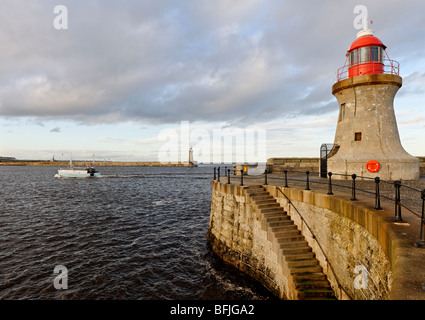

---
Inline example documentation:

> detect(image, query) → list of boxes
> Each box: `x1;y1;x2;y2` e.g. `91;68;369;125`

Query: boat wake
99;174;146;179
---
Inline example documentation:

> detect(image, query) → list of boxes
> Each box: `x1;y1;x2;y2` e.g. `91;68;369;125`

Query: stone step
287;258;318;268
245;187;266;193
256;203;281;209
278;240;308;249
265;210;288;216
290;264;323;275
262;210;284;218
263;212;286;218
244;185;263;189
264;216;292;233
284;252;315;261
256;204;280;211
263;211;287;217
275;234;304;243
274;229;301;238
260;207;286;214
295;279;331;290
251;195;274;201
254;199;280;207
266;218;291;227
292;272;327;281
264;214;290;221
252;195;274;200
262;209;285;215
245;190;267;196
269;220;296;228
245;186;267;191
270;224;298;233
296;288;335;300
246;192;268;198
251;197;277;205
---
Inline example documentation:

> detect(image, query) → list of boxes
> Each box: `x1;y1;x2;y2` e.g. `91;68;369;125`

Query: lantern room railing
336;58;400;82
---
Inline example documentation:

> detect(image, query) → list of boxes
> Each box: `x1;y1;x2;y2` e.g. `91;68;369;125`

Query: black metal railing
212;167;425;248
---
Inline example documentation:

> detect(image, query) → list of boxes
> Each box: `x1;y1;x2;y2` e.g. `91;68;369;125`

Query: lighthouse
327;28;419;180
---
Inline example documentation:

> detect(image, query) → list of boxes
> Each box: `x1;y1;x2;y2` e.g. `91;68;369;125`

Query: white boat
57;158;100;178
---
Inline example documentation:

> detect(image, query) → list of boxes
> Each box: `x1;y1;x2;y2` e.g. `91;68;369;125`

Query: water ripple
0;166;275;300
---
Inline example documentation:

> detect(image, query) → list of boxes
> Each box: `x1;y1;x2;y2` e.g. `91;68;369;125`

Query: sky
1;0;425;163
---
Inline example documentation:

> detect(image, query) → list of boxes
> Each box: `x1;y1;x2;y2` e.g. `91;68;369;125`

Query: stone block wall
207;182;288;299
266;158;319;174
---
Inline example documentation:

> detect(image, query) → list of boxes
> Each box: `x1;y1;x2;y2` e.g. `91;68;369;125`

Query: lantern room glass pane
359;47;369;63
370;46;381;62
350;49;357;65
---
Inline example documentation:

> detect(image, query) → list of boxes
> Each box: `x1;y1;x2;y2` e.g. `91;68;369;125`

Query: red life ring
366;160;381;173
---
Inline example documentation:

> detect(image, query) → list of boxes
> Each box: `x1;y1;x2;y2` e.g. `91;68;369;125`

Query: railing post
284;170;288;188
240;169;244;186
373;177;383;210
227;169;231;184
213;167;216;180
392;180;406;222
224;166;227;177
264;169;268;185
327;172;333;195
217;167;220;182
350;174;357;201
305;171;310;191
414;189;425;248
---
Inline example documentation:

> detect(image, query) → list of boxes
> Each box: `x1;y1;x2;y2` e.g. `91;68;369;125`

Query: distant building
0;156;16;161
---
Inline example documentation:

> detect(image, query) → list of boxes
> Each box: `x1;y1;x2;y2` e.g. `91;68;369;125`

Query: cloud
399;116;425;125
0;0;424;127
400;72;425;94
50;126;61;133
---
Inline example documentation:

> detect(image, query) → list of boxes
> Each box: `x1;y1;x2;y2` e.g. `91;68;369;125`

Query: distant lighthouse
327;28;419;180
188;146;198;166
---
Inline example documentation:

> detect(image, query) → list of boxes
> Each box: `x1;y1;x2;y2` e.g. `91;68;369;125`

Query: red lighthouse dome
336;29;399;81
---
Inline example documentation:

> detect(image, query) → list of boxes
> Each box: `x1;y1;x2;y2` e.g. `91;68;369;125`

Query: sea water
0;165;274;300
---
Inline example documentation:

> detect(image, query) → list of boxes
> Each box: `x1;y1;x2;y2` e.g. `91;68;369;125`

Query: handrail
336;58;400;82
275;186;352;300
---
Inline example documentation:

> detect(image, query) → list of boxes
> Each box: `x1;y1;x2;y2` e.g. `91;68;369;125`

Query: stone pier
207;179;425;300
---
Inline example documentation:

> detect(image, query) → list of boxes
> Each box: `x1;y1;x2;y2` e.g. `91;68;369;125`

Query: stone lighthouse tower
327;28;419;180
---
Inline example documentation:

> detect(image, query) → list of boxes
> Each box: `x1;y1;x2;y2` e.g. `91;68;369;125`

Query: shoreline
0;161;197;167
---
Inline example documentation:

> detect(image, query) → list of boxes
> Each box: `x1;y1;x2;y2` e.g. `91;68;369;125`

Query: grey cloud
400;71;425;95
0;0;424;125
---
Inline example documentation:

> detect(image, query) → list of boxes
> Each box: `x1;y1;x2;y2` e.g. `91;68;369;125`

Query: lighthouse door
320;144;334;178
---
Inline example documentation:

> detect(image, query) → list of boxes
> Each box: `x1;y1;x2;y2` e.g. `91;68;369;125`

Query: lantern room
336;29;399;81
348;29;386;77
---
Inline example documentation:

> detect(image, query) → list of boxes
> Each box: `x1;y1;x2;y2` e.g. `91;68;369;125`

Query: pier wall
266;157;425;175
266;158;319;174
207;181;285;298
207;181;413;300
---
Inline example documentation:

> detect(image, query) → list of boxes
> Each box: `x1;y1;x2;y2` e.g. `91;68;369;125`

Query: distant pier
0;160;197;167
